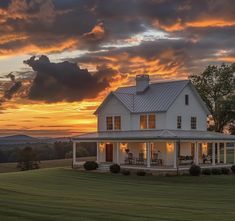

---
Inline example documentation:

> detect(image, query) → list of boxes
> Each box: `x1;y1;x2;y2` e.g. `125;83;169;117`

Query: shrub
211;168;222;175
83;161;98;170
136;171;146;176
189;164;201;176
231;165;235;174
221;167;230;175
122;170;130;175
202;168;211;175
109;164;121;173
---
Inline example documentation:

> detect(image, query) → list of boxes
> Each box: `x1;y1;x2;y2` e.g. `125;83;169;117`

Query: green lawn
0;168;235;221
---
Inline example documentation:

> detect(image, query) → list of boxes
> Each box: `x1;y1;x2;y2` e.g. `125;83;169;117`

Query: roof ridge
115;79;189;91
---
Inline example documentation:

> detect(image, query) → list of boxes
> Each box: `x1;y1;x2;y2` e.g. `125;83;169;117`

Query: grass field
0;156;96;173
0;168;235;221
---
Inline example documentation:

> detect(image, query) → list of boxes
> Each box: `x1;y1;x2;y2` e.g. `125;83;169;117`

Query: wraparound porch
72;140;235;170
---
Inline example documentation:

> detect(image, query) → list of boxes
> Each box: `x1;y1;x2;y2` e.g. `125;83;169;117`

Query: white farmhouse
73;75;235;170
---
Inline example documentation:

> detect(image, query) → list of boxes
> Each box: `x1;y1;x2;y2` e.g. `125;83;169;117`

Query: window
185;94;189;105
106;117;113;130
177;116;182;129
114;116;121;130
149;114;156;129
191;117;197;129
140;115;148;129
140;114;156;129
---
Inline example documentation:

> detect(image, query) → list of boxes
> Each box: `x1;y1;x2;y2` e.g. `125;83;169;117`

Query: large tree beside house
189;63;235;132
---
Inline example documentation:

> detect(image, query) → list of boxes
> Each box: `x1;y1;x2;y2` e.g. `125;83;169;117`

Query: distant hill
0;134;38;141
0;134;71;145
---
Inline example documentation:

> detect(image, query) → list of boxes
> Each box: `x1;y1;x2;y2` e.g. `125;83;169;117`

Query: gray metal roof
95;80;209;114
115;80;190;112
73;130;235;141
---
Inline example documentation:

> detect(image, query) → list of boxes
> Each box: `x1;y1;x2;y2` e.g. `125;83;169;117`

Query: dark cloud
23;55;120;102
0;73;22;105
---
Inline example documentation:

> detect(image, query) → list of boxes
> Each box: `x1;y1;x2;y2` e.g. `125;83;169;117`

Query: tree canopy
190;63;235;132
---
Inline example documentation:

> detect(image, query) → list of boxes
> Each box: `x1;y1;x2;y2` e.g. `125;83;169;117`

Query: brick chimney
136;74;150;94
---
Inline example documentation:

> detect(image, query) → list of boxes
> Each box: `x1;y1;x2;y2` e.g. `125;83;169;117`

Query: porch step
98;163;111;171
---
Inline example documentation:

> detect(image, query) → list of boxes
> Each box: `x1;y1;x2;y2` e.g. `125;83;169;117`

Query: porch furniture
136;152;145;165
202;154;212;164
125;152;134;164
179;155;193;165
151;153;163;166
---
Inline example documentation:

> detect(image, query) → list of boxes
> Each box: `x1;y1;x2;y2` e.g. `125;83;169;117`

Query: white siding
166;85;207;131
97;96;131;131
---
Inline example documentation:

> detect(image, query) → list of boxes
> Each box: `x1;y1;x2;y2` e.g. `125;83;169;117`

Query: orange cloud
0;38;79;58
154;18;235;32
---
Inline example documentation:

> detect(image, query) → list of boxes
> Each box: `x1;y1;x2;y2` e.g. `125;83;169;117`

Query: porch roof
73;130;235;142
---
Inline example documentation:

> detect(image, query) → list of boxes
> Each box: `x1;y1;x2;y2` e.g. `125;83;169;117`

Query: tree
18;146;40;170
189;63;235;132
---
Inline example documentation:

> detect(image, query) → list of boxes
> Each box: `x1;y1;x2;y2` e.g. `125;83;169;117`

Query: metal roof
73;130;235;142
95;80;209;114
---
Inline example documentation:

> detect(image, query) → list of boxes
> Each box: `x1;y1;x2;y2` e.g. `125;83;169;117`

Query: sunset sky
0;0;235;137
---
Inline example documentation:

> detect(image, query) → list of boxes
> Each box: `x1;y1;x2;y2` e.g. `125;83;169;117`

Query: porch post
146;142;151;168
224;142;227;164
217;142;220;164
195;142;199;165
96;142;99;164
173;142;177;169
212;142;215;166
116;142;120;164
72;141;77;167
234;142;235;164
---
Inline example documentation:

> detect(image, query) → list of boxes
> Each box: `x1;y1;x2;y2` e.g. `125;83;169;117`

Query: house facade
73;75;235;170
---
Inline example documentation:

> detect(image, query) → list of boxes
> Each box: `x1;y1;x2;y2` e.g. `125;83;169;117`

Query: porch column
146;142;151;168
116;142;120;164
72;141;77;167
212;142;215;166
96;142;99;163
217;142;220;164
224;142;227;164
234;143;235;164
194;142;199;165
173;142;177;169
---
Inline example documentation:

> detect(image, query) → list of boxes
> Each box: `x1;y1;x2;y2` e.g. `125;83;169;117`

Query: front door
106;144;113;162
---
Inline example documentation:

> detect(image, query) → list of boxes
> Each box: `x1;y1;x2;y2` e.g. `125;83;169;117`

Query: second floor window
140;114;156;129
140;115;148;129
191;117;197;129
106;117;113;130
149;114;156;129
106;116;121;130
114;116;121;130
177;116;182;129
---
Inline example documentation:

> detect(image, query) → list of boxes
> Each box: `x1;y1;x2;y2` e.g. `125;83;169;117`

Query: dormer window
185;94;189;105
